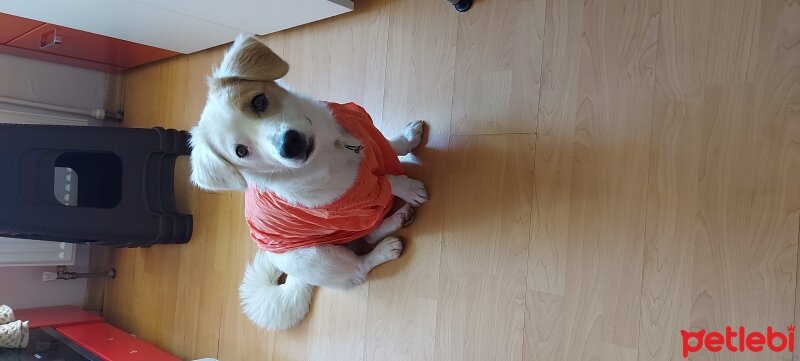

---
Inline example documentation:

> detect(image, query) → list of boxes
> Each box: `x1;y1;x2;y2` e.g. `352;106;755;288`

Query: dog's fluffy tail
239;251;314;330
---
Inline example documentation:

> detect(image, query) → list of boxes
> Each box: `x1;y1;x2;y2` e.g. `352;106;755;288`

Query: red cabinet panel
8;23;178;69
57;322;180;361
0;12;43;44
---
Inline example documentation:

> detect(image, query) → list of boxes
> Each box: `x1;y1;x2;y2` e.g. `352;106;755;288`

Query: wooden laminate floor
102;0;800;360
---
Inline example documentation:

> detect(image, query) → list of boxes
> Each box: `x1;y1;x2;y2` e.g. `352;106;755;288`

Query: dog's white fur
190;35;427;330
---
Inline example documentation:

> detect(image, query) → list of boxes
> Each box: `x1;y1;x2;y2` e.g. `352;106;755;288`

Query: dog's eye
251;93;268;112
235;144;249;158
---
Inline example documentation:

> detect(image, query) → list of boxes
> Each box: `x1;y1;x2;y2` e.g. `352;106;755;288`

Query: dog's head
189;35;317;191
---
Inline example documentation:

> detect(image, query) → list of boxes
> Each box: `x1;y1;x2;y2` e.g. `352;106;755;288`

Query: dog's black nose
279;130;308;159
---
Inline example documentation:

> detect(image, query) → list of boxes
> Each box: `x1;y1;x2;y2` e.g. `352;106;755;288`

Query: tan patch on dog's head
207;78;289;122
212;34;289;82
204;35;293;124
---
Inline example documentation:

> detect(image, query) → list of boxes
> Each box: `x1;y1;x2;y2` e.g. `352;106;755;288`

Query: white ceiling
0;0;353;53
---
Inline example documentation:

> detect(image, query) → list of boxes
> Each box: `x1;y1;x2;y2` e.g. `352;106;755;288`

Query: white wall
0;52;108;110
0;245;90;309
0;53;108;309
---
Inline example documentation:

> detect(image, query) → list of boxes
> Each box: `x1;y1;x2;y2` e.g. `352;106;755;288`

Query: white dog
189;35;428;330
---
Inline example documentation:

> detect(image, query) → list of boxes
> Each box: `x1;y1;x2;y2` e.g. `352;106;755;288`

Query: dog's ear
213;34;289;82
189;127;247;191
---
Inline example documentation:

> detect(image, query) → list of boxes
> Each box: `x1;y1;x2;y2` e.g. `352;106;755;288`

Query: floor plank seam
636;2;665;357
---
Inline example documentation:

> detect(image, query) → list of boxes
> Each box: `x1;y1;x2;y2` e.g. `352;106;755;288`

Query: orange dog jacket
245;102;404;253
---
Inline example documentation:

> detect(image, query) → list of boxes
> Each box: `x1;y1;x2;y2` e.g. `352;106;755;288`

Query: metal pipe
42;266;117;282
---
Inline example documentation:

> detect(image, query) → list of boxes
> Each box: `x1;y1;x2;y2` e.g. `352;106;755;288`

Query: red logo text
681;326;795;358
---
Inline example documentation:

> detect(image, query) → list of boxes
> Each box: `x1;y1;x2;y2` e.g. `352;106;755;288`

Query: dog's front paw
365;204;415;244
388;175;428;207
402;120;424;150
391;120;425;156
372;236;403;262
395;203;415;227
